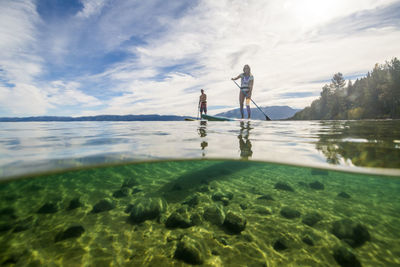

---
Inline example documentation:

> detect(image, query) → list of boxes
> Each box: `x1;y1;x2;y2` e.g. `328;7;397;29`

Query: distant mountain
0;114;192;122
216;106;301;120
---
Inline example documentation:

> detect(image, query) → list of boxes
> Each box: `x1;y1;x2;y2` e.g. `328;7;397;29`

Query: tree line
291;57;400;120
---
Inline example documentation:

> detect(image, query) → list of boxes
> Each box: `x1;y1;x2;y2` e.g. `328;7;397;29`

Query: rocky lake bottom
0;160;399;266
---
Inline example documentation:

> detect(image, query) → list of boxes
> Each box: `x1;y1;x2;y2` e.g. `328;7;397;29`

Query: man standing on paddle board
231;64;253;119
199;89;207;116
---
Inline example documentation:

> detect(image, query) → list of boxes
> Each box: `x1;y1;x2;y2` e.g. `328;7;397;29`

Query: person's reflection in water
238;121;253;159
198;120;208;157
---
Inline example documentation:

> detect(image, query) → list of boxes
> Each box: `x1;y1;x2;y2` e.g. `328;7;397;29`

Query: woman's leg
246;98;251;118
239;92;245;118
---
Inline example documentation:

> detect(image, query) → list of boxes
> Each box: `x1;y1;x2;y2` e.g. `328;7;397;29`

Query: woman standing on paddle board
231;64;253;119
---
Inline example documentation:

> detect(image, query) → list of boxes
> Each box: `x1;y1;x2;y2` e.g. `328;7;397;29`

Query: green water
1;160;399;266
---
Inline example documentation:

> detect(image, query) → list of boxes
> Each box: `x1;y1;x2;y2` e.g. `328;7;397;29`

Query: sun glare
284;0;337;27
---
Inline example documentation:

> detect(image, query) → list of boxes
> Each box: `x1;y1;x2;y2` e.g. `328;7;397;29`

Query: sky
0;0;399;117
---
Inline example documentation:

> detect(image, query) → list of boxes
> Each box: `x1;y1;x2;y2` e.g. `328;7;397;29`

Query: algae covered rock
122;177;139;188
302;212;323;226
203;205;225;226
67;197;83;211
0;207;17;220
333;246;361;267
91;200;115;213
37;203;58;214
128;197;167;224
331;219;370;248
337;192;351;199
309;181;324;190
174;235;206;265
223;211;247;234
182;195;199;208
280;207;301;219
55;225;85;242
274;182;294;192
112;187;129;198
165;207;192;228
256;194;274;201
273;238;288;251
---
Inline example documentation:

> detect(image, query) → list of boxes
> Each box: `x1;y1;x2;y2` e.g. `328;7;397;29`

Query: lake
0;120;399;266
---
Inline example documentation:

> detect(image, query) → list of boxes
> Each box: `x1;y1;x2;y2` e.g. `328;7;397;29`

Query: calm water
0;120;399;179
0;120;400;266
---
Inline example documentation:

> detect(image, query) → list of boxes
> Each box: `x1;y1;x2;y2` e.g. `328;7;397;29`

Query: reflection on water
0;120;399;179
197;120;208;157
315;120;400;168
238;121;253;160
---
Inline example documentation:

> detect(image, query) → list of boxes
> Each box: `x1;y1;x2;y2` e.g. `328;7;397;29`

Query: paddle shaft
232;80;271;121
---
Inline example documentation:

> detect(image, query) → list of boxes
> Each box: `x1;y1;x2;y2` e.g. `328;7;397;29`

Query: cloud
0;83;50;116
76;0;108;18
1;0;399;117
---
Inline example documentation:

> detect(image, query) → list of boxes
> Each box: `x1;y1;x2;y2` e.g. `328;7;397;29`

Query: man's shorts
200;102;207;113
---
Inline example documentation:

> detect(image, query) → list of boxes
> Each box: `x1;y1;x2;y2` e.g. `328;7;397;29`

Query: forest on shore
291;58;400;120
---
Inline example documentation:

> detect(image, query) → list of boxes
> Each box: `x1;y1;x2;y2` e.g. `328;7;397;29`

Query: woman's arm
248;79;254;98
231;74;241;80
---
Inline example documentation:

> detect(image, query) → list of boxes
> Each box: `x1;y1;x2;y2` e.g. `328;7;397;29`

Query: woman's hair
243;64;251;73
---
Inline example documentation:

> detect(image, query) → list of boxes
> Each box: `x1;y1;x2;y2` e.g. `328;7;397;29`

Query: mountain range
216;106;301;120
0;106;301;121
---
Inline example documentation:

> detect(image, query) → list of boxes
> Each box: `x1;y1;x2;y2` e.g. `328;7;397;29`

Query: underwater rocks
333;247;361;267
280;207;301;219
91;200;115;213
122;177;139;188
223;211;247;234
174;235;206;265
331;219;370;248
0;223;13;232
112;187;129;198
165;207;192;228
37;203;58;214
256;194;274;201
67;197;83;211
128;197;167;224
182;195;199;208
55;225;85;242
13;216;34;233
273;238;288;251
0;207;17;220
274;182;294;192
254;206;271;215
302;235;314;246
212;191;233;206
302;212;323;227
203;205;225;226
309;181;324;190
337;192;351;199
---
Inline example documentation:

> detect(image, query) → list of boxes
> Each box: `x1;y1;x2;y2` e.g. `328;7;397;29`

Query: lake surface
0;120;399;266
0;120;399;179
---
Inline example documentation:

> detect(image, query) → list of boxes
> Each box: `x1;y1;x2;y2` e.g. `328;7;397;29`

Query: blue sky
0;0;399;117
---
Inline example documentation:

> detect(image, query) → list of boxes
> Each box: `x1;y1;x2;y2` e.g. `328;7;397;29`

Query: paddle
232;80;271;121
197;104;200;120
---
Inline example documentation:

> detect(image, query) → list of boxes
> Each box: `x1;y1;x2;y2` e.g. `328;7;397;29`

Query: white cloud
0;83;50;116
1;0;399;117
88;0;400;115
77;0;108;18
45;80;102;107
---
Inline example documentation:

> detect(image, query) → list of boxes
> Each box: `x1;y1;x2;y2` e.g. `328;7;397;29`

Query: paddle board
201;114;234;121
